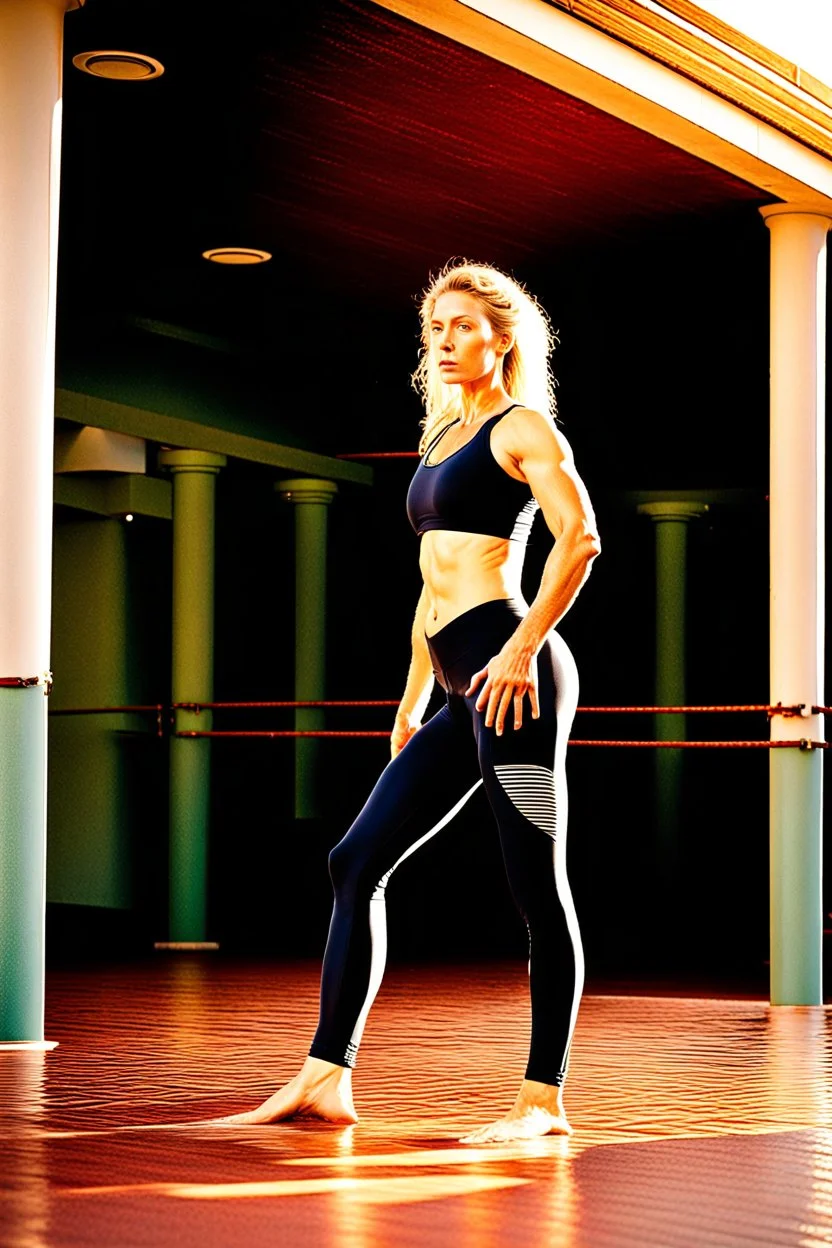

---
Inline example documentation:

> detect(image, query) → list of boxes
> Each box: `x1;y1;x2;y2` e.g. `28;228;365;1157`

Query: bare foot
215;1056;358;1126
459;1078;572;1144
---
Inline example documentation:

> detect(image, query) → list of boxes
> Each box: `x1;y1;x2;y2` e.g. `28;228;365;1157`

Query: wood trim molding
542;0;832;160
654;0;832;109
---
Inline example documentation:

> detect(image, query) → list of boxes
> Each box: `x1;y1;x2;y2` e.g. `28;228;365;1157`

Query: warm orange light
72;51;165;80
202;248;272;266
62;1175;530;1204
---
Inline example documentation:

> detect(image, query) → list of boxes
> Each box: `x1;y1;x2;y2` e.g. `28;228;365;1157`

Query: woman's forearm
513;526;600;655
397;585;435;723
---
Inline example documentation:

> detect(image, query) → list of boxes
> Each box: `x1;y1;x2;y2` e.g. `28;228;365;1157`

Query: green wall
48;517;138;909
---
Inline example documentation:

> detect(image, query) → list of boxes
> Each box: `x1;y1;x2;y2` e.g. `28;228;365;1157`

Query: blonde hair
411;260;558;452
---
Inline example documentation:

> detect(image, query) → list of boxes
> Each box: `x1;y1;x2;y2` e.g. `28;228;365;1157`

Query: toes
459;1124;505;1145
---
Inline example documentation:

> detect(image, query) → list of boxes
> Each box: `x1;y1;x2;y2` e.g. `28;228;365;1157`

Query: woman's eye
459;323;471;331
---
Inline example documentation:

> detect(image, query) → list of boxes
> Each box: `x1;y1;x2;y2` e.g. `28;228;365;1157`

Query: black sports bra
405;403;538;543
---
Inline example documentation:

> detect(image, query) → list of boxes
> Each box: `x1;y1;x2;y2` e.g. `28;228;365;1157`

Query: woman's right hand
391;709;420;759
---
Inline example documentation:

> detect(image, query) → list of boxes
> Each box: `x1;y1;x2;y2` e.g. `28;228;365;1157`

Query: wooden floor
2;960;832;1247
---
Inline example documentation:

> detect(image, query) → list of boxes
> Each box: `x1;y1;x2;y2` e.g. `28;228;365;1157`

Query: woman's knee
328;832;379;899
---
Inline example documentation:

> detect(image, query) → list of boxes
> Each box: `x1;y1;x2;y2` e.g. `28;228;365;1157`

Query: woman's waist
425;596;528;678
421;535;523;633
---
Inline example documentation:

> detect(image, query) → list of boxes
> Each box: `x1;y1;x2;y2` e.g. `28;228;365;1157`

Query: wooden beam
55;389;373;487
53;474;173;520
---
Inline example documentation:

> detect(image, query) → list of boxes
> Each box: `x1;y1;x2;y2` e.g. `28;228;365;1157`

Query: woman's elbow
585;529;601;564
564;524;601;569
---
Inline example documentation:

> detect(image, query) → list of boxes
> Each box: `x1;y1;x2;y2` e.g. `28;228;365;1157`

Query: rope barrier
48;704;166;737
171;699;400;711
0;673;52;691
50;704;166;715
178;730;391;739
569;739;827;750
576;704;805;715
336;452;419;460
169;700;809;715
175;731;826;748
46;700;829;748
50;700;821;716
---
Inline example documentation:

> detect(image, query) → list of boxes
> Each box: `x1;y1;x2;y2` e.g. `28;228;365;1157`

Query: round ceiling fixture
72;51;164;81
202;248;272;266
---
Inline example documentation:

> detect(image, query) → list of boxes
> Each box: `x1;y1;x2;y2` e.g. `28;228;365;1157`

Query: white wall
693;0;832;88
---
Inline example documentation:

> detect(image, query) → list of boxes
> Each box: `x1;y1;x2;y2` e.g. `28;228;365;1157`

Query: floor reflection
0;962;829;1247
0;1052;49;1248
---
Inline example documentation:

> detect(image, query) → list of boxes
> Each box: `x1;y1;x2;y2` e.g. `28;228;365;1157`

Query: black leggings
309;597;583;1087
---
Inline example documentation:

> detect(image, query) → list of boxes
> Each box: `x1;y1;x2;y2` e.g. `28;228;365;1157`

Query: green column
770;748;823;1002
277;479;338;819
0;685;52;1045
638;502;707;883
158;450;226;947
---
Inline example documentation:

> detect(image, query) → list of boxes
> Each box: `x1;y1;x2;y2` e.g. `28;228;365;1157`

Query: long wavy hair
411;260;558;453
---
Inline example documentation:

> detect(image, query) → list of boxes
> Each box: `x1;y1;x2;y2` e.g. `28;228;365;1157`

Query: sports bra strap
423;419;459;462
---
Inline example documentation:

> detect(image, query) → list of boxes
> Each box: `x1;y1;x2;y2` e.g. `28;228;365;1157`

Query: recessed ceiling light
72;51;164;80
202;247;272;266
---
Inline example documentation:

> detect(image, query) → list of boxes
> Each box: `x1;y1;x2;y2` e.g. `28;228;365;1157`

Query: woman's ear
499;331;515;357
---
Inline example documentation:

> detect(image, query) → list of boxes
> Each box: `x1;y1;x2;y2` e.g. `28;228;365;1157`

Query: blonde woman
225;261;600;1142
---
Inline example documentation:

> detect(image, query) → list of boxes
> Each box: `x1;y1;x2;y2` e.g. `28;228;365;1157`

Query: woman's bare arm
467;410;601;734
391;583;435;757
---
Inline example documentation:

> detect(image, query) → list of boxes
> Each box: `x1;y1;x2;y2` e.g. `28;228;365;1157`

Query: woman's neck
457;385;514;425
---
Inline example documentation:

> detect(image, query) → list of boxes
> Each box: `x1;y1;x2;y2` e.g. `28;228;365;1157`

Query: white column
0;0;82;1045
760;204;831;1006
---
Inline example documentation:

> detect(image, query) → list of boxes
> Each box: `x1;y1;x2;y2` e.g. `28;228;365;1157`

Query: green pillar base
0;687;48;1042
770;747;823;1005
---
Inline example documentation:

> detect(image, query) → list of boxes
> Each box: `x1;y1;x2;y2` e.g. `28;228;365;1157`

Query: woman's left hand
465;640;540;734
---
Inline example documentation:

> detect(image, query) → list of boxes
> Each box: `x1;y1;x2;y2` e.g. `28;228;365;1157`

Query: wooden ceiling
59;0;770;333
252;1;767;280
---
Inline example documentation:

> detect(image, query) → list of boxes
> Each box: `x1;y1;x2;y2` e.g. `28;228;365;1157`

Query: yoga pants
308;597;583;1087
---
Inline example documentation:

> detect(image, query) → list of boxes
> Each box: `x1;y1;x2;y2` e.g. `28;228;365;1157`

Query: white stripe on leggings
493;763;557;837
347;779;484;1057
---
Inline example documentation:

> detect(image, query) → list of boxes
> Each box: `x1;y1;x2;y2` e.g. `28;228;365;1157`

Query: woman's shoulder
495;406;576;468
498;405;564;445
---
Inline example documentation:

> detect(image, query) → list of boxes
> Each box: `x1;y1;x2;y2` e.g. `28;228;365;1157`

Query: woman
225;261;600;1142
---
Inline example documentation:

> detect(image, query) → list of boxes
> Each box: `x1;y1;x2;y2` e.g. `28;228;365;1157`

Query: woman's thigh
329;702;482;893
471;630;579;911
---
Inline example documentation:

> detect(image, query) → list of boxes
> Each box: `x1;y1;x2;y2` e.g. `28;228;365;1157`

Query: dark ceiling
58;0;770;351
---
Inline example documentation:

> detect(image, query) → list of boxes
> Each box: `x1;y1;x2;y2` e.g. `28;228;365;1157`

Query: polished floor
2;959;832;1247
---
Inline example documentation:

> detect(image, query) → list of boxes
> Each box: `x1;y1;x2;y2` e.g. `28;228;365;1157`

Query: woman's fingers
465;666;488;699
529;681;540;720
474;678;493;712
513;692;524;731
492;684;515;735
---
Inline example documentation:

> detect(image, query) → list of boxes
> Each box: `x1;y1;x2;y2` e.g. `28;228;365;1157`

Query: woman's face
429;291;508;386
